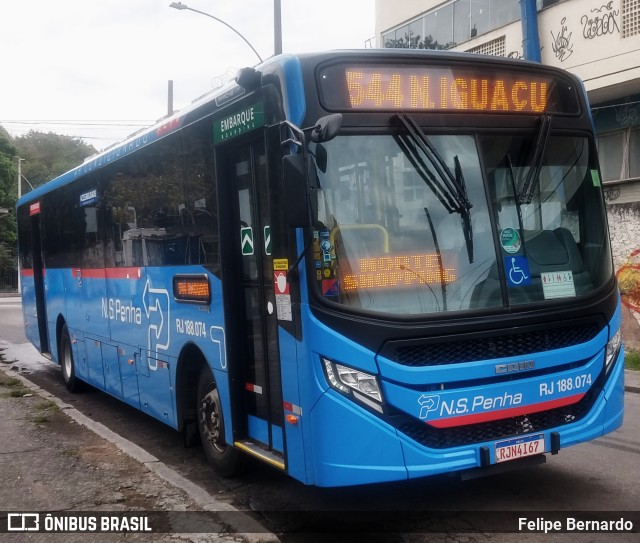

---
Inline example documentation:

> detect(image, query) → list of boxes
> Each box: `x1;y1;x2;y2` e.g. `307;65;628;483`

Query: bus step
41;352;52;360
234;440;285;470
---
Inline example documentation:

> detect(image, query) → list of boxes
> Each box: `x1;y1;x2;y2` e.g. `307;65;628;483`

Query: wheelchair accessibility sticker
505;255;531;287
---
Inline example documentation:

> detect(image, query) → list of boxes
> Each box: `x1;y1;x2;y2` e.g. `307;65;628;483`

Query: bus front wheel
197;367;242;477
59;324;79;392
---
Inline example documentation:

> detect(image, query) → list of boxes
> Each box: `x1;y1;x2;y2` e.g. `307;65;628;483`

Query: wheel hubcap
200;389;226;453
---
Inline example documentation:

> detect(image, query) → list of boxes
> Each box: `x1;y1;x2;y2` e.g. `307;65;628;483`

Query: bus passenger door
30;213;50;355
219;137;285;469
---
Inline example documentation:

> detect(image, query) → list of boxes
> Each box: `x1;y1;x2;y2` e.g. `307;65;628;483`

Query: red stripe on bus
78;269;106;279
105;267;142;279
21;269;34;277
425;393;585;429
68;268;143;280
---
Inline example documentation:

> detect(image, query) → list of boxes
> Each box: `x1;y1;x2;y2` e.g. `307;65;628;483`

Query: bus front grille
383;322;601;367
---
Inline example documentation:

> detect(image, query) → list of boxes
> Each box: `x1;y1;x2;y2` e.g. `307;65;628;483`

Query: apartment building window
382;0;520;50
598;128;640;181
598;131;625;182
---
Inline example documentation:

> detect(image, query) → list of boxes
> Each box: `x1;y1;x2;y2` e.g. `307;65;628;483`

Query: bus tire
59;324;79;392
197;366;243;477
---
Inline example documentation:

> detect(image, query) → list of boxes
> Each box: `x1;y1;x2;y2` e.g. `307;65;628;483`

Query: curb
3;366;280;543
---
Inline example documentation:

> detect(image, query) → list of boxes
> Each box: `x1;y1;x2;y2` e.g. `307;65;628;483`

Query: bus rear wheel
197;367;242;477
59;324;79;392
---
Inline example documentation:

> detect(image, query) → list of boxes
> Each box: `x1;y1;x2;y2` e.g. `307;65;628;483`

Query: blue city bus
16;50;624;486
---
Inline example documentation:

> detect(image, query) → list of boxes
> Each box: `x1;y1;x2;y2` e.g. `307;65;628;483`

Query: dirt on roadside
0;369;240;543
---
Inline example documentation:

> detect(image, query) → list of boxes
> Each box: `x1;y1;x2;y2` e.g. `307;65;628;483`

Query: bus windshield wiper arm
394;113;474;263
518;113;552;205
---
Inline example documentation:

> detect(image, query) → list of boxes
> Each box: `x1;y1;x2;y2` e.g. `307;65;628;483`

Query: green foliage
384;33;454;50
0;131;17;270
15;131;97;188
0;128;96;273
626;349;640;371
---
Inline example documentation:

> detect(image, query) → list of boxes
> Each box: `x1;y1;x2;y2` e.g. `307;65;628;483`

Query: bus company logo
418;391;524;420
418;394;440;419
495;360;535;374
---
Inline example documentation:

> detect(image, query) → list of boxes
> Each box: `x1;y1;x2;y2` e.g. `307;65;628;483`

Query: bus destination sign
319;63;577;115
346;66;548;113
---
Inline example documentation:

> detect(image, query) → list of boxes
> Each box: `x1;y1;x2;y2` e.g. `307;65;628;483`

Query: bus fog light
605;330;622;373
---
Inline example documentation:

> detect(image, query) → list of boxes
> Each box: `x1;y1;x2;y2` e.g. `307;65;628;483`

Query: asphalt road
1;296;639;541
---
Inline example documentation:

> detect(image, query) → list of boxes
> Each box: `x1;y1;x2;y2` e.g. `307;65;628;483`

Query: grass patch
33;399;59;413
28;414;51;424
5;388;31;398
0;377;23;388
625;349;640;371
27;399;59;424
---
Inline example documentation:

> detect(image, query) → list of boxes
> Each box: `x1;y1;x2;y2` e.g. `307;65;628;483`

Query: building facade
376;0;640;267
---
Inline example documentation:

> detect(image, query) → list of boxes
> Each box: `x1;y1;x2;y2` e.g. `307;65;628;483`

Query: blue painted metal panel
84;337;105;390
271;424;284;454
309;391;407;487
278;326;307;481
102;343;122;398
247;415;269;445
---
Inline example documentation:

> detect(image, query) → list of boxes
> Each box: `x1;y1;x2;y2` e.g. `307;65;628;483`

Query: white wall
607;203;640;269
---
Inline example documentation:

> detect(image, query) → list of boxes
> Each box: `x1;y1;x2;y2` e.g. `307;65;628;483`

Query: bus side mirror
282;154;310;227
310;114;342;143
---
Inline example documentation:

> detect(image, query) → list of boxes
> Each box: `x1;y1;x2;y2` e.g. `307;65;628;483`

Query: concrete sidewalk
0;367;278;543
625;368;640;393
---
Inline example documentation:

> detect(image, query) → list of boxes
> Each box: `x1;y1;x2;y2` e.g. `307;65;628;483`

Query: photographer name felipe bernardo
519;517;634;533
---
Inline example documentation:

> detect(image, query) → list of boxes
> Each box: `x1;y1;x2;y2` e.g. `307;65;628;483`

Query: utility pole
17;157;25;200
520;0;541;62
274;0;282;55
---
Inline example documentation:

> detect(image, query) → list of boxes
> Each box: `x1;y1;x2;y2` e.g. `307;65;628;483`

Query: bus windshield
311;131;612;316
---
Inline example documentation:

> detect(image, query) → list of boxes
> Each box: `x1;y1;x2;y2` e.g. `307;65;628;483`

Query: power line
1;120;153;127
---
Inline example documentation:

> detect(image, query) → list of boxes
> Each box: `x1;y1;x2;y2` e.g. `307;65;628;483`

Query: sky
1;0;375;151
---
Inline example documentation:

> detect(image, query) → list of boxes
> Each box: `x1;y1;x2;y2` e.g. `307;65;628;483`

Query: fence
0;267;18;292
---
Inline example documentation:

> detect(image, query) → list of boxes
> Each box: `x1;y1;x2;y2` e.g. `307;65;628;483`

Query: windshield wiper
394;113;474;263
518;113;552;205
506;154;527;254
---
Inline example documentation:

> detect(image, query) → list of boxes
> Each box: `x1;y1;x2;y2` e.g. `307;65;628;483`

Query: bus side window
102;117;219;273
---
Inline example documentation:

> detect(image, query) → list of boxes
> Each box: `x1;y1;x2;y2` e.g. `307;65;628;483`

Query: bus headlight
605;330;622;374
322;358;383;413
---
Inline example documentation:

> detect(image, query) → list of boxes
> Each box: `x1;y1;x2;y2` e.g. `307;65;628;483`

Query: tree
0;128;97;277
0;131;17;271
384;32;454;51
15;131;97;189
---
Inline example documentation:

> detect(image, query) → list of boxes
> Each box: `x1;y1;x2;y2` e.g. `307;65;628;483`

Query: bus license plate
495;434;545;463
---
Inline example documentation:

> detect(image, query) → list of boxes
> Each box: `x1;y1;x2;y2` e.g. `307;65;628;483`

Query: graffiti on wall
581;2;620;39
551;17;574;62
617;249;640;312
549;2;621;62
616;102;640;127
604;187;621;202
